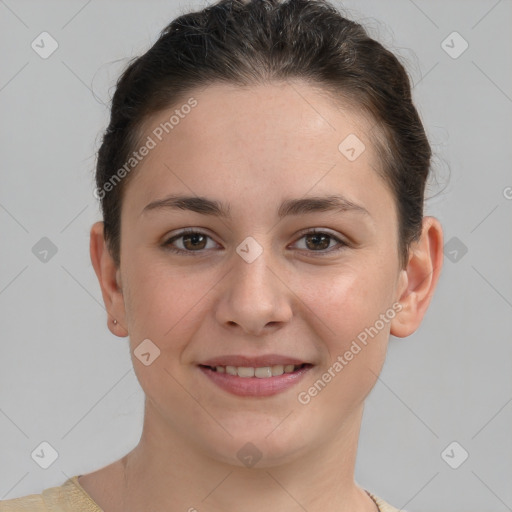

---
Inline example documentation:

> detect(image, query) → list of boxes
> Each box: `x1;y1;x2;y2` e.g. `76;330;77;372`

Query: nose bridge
232;238;276;298
216;235;292;334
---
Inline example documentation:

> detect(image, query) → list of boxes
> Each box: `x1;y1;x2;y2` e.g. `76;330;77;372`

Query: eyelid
163;228;220;255
293;227;346;241
290;228;349;253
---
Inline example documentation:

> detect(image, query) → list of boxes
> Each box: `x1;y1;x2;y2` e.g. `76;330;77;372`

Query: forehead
143;80;377;160
125;80;392;216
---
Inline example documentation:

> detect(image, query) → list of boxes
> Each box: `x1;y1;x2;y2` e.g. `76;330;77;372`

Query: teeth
255;367;272;378
237;366;254;378
212;364;303;378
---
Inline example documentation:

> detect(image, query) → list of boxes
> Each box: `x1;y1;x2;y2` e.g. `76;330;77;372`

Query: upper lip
199;354;310;367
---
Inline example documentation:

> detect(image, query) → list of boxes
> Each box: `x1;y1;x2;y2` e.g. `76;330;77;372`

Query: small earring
113;319;118;325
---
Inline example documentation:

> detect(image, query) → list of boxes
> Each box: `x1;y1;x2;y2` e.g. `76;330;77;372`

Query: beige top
0;475;404;512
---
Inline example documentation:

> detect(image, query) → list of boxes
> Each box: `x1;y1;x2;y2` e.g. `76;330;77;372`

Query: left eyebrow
140;194;371;218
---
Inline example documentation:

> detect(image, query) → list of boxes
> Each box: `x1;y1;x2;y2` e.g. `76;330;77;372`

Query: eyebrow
141;194;370;218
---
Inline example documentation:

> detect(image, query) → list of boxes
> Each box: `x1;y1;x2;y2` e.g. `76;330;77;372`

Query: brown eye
181;232;208;250
292;229;347;254
163;229;218;254
304;232;331;251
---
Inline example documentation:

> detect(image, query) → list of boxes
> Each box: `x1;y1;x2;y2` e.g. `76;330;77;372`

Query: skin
87;80;443;512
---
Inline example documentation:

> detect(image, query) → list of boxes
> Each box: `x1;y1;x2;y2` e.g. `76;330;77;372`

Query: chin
201;424;310;469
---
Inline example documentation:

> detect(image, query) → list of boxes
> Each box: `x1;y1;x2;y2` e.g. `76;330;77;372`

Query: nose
215;247;293;336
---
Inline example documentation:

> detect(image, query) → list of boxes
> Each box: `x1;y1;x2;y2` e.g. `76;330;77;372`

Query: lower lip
198;364;313;397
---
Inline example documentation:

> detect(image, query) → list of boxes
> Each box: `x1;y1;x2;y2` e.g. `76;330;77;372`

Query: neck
114;400;377;512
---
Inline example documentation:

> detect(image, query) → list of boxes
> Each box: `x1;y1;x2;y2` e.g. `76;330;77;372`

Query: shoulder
0;476;101;512
0;492;47;512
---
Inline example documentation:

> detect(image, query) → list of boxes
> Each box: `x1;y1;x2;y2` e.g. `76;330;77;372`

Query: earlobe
89;221;129;338
390;216;444;338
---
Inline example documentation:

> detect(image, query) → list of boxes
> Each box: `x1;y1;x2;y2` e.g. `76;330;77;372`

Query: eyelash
162;228;348;256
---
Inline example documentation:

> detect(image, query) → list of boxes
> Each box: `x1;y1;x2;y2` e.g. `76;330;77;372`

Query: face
108;81;410;466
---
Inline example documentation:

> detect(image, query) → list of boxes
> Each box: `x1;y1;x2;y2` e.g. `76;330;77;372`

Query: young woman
0;0;443;510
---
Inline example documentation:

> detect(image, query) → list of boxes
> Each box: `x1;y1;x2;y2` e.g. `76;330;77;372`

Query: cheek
121;258;212;404
294;266;396;420
123;255;214;349
300;259;396;347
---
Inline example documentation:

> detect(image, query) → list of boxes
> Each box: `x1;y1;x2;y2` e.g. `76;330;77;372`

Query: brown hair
95;0;432;269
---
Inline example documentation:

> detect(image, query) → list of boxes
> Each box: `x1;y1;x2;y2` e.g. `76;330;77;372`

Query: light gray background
1;1;511;511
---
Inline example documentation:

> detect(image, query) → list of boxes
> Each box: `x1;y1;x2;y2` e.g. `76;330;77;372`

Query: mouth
197;362;314;397
198;363;312;378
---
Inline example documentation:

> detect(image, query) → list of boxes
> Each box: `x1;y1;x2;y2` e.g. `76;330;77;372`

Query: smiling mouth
198;363;312;378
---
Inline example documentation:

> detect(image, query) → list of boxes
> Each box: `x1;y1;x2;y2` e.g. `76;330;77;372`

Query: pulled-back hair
95;0;431;269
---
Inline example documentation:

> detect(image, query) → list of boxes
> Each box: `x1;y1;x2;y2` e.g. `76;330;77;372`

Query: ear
390;216;443;338
90;221;129;337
